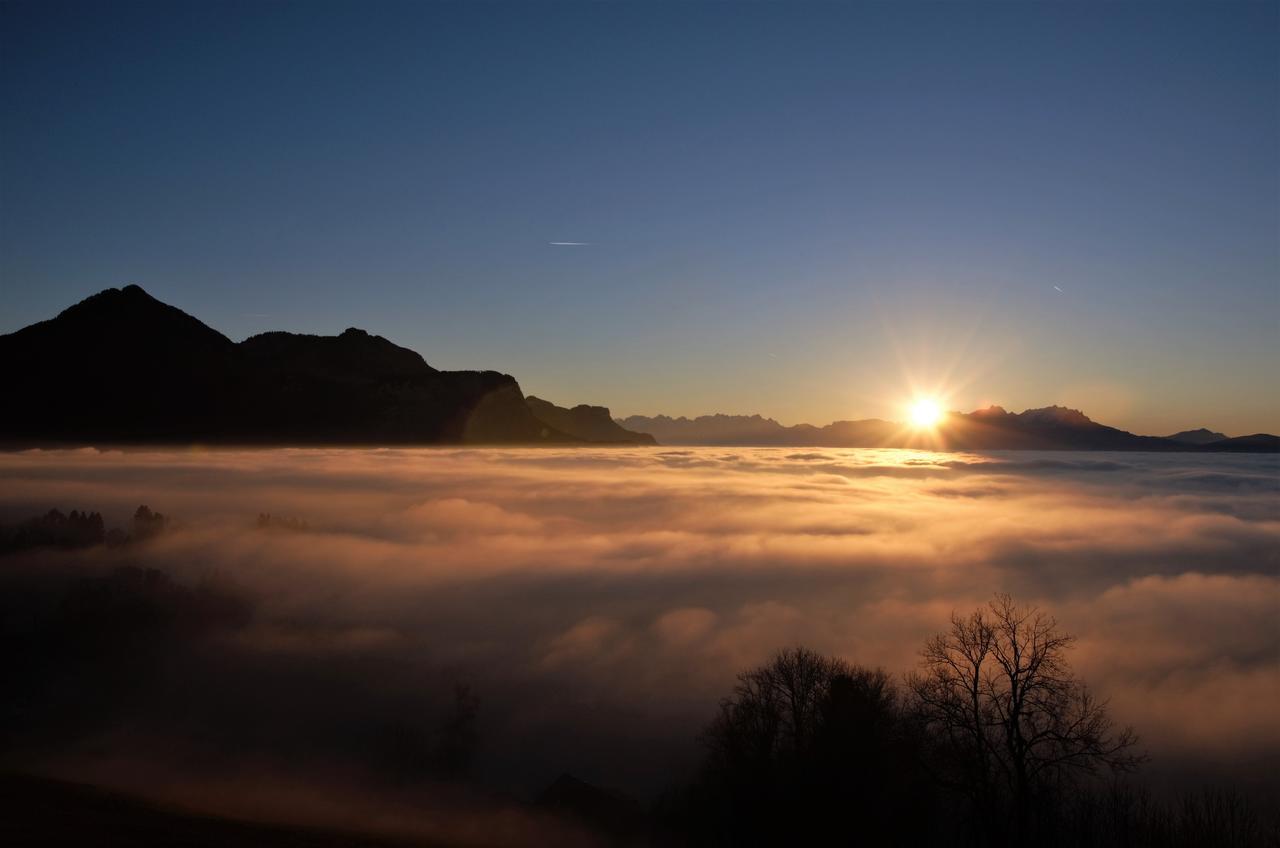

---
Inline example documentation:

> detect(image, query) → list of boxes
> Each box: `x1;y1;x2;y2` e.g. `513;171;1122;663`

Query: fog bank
2;447;1276;833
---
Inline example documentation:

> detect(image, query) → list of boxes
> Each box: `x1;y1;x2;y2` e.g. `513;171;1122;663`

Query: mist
2;446;1276;840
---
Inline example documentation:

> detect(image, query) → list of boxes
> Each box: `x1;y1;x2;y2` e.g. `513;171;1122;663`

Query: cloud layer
1;446;1277;830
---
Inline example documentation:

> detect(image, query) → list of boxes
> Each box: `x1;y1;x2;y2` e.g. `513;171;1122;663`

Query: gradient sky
2;1;1277;435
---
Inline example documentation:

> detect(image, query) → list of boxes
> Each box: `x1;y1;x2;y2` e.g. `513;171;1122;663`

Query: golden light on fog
909;398;944;429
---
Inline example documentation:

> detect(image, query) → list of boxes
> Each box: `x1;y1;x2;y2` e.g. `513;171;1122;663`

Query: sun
909;398;944;429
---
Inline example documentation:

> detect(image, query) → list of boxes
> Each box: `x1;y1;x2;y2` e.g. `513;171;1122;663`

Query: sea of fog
1;446;1276;840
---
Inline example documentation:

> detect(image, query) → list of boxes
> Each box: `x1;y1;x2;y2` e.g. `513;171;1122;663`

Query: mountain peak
73;283;162;310
0;287;566;444
29;285;234;352
1015;405;1094;426
1165;427;1229;445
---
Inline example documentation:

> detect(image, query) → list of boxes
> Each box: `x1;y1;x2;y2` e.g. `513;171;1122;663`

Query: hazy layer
1;447;1276;829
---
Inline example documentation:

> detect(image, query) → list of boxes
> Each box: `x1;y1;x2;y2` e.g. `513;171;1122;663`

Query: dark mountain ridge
0;286;649;446
4;287;1271;451
619;407;1278;452
525;396;655;445
1165;427;1229;445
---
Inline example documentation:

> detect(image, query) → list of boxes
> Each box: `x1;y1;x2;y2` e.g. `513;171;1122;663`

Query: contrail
549;242;589;246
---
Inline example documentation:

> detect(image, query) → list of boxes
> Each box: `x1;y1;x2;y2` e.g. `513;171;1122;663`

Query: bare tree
705;646;850;766
908;593;1143;842
696;648;928;844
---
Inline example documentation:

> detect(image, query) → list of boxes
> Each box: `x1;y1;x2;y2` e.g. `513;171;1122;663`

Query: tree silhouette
908;593;1142;844
131;505;167;541
0;508;105;553
692;647;932;844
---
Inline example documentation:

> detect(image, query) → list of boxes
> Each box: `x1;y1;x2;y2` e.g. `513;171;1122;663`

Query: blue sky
2;1;1276;434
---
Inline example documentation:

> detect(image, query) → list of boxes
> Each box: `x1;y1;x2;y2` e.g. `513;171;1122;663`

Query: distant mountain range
2;286;1273;452
0;286;653;446
619;409;1278;452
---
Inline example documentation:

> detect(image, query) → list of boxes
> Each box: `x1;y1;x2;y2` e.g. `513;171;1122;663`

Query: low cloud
1;446;1276;831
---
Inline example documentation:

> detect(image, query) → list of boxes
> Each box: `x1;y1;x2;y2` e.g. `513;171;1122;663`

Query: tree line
655;594;1273;847
0;505;168;554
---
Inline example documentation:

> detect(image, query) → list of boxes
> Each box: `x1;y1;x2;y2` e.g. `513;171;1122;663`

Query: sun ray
909;398;944;429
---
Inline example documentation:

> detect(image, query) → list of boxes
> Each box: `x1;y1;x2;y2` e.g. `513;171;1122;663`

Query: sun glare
909;398;944;429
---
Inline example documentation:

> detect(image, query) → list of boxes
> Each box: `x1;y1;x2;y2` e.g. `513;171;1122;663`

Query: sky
2;0;1277;435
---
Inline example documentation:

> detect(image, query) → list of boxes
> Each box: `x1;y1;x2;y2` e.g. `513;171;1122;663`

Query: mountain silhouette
5;287;1273;451
614;413;805;445
1199;433;1280;452
1164;427;1229;445
620;407;1278;452
0;286;597;445
931;406;1182;451
525;397;655;444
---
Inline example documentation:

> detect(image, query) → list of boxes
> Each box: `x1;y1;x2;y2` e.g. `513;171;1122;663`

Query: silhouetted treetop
908;593;1143;844
0;508;105;553
690;647;933;845
131;505;167;541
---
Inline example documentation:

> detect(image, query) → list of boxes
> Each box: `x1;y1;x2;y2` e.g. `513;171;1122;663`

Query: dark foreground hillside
0;774;437;848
